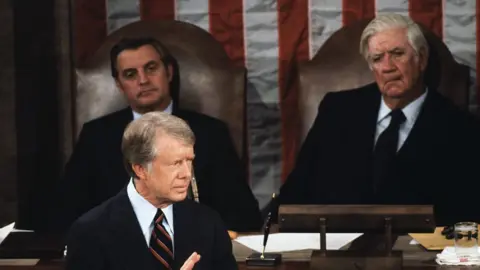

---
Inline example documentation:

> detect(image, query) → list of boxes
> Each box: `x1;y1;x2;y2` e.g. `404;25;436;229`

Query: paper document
234;233;362;253
409;239;420;245
0;223;15;245
0;222;34;246
0;259;40;266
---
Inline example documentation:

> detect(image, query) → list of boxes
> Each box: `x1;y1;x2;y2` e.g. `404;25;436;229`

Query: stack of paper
234;233;363;252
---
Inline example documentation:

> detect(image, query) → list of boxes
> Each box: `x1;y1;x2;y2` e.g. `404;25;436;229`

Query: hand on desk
228;230;239;240
180;252;201;270
441;226;455;240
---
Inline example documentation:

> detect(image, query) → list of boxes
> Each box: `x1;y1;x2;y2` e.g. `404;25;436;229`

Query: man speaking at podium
65;112;237;270
279;13;480;226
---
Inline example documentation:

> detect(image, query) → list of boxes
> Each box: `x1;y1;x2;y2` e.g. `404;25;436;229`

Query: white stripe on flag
244;0;282;208
175;0;210;32
375;0;408;16
443;0;477;108
106;0;140;34
309;0;343;58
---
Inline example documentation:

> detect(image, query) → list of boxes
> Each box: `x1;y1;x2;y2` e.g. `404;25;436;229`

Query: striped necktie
149;209;174;269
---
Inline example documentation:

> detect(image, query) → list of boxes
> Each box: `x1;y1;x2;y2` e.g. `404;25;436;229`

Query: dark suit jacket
57;107;261;232
65;189;238;270
279;83;480;225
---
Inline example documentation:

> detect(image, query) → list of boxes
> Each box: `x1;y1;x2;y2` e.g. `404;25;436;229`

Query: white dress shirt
126;179;174;247
374;90;428;151
132;100;173;120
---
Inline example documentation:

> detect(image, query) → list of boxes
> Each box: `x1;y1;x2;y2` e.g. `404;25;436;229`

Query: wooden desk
0;261;476;270
237;262;479;269
0;257;479;269
233;235;480;269
1;235;480;269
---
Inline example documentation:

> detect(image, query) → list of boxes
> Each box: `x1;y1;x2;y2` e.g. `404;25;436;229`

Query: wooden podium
278;205;435;270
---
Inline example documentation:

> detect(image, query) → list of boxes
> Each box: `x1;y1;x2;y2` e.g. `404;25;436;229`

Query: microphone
187;169;199;203
261;193;275;259
246;193;282;267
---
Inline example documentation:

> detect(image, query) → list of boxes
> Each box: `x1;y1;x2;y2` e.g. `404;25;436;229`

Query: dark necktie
149;209;174;269
372;109;406;193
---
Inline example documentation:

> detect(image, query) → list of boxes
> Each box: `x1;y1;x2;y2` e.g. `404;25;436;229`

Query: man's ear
132;163;148;180
419;47;428;72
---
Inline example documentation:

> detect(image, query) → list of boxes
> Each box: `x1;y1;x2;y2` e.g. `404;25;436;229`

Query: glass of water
454;222;479;257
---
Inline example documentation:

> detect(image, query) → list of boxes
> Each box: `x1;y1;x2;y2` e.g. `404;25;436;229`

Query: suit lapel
397;90;437;158
349;85;381;168
342;85;381;199
172;202;193;270
358;85;382;153
108;189;156;270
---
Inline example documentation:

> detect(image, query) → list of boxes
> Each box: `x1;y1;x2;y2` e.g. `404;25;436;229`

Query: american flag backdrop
74;0;479;208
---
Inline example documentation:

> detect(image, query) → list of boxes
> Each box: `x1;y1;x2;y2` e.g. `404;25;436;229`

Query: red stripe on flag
140;0;175;21
409;0;443;39
209;0;245;67
342;0;375;26
209;0;251;183
74;0;107;65
277;0;310;182
477;0;480;106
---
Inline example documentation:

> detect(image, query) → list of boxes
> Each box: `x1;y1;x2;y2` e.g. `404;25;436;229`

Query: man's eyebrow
370;52;384;58
122;68;136;73
143;60;161;67
388;47;404;52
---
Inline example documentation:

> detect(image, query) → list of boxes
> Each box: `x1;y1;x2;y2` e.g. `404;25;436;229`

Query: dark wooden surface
279;205;435;234
0;260;478;270
1;233;479;269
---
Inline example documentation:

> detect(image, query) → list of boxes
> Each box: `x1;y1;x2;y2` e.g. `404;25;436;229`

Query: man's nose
137;70;149;84
379;55;396;73
180;162;192;179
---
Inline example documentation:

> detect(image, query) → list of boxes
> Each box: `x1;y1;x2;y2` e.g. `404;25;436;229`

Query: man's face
115;44;173;113
367;27;427;100
143;134;194;204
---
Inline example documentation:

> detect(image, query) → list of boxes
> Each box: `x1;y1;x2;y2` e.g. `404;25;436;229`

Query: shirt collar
377;89;428;124
126;179;174;234
132;100;173;120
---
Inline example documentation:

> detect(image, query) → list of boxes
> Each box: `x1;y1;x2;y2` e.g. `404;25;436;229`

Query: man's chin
134;102;162;113
135;99;169;112
170;192;188;202
382;88;406;99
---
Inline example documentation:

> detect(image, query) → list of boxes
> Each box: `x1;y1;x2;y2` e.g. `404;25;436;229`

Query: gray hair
121;111;195;178
359;13;429;63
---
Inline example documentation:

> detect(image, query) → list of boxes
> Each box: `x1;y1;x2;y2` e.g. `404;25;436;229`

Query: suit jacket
57;107;261;232
279;83;480;225
65;188;238;270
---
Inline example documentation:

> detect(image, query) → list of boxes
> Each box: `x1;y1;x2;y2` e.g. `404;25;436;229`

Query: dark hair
110;37;172;78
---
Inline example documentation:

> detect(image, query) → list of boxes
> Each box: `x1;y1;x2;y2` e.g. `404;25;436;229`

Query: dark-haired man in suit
58;37;262;234
279;13;480;226
65;111;237;270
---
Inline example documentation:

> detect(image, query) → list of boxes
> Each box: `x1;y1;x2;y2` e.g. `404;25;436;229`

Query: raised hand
180;252;201;270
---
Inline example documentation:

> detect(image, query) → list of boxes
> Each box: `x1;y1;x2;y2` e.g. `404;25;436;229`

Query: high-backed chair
297;19;470;146
75;20;246;158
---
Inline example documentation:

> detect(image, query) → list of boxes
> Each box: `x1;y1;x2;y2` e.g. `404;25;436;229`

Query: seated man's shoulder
175;109;227;130
70;194;118;231
432;92;480;127
81;108;131;130
326;82;379;99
